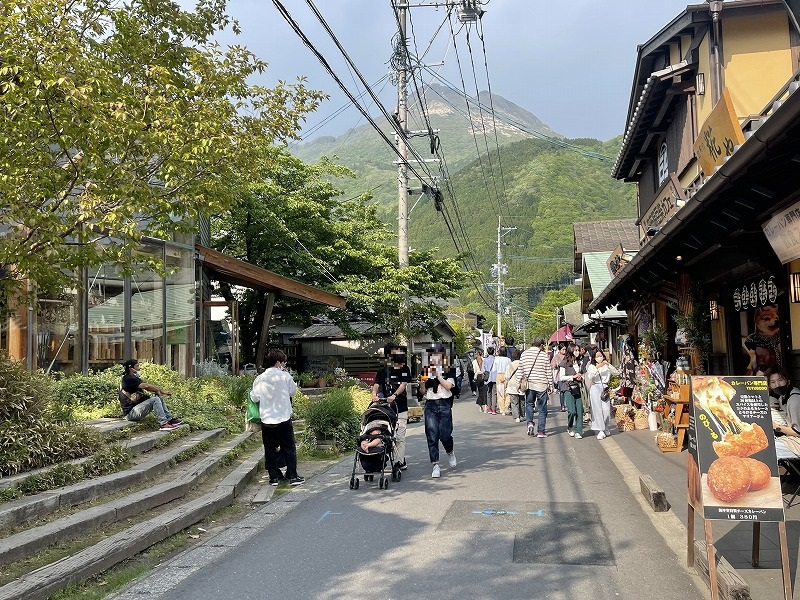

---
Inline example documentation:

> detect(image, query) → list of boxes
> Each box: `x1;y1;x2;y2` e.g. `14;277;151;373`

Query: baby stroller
349;400;400;490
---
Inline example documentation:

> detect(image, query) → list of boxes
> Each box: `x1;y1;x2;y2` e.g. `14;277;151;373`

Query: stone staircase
0;420;266;600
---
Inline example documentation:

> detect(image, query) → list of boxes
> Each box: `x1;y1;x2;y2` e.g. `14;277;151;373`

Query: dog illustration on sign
743;304;780;376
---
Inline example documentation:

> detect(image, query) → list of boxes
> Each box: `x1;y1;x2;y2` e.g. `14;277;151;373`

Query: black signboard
688;376;784;522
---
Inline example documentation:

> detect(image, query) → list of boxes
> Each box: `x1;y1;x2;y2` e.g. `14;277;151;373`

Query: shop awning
196;245;347;308
590;77;800;312
583;252;627;320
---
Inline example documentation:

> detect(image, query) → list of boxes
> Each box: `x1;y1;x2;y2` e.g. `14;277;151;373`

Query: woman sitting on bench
766;366;800;459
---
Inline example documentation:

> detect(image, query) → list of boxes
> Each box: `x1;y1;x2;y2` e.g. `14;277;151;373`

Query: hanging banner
688;376;784;522
693;88;745;176
762;200;800;264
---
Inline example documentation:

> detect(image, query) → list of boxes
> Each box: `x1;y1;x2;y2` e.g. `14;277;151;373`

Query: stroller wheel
383;477;389;490
354;478;360;489
396;471;402;482
349;476;355;489
379;477;384;489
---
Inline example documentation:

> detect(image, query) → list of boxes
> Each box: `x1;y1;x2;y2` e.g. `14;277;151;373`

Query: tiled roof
573;219;639;254
291;322;387;339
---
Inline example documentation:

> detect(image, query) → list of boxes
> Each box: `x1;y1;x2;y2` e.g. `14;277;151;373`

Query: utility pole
396;0;409;269
494;217;516;339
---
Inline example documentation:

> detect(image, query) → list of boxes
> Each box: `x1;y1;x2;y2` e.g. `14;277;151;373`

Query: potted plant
298;372;318;388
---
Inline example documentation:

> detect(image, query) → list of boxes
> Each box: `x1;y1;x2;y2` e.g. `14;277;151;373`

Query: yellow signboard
693;88;745;176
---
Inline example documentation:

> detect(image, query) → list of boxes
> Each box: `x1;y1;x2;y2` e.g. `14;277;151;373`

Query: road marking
471;509;517;516
317;511;342;523
527;509;545;517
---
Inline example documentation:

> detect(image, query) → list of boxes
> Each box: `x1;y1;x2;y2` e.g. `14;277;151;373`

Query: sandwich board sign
686;375;791;600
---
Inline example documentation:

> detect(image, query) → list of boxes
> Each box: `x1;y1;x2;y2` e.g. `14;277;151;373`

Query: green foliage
450;322;468;356
0;0;325;306
527;288;580;339
670;287;711;373
0;355;105;476
291;391;311;421
1;443;130;501
303;388;360;452
212;145;468;350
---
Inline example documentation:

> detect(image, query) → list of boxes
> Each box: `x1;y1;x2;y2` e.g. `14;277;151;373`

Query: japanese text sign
693;89;745;176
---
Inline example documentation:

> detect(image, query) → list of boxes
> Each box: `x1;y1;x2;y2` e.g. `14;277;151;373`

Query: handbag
518;354;539;391
246;393;261;423
600;387;610;402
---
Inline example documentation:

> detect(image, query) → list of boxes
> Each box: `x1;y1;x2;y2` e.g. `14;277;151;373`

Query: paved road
113;397;706;600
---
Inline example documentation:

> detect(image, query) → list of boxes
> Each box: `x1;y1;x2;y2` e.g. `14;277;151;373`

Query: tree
211;147;469;360
527;287;579;340
0;0;325;306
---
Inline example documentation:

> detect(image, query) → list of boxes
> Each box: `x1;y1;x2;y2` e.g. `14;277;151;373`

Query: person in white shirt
505;349;524;422
250;350;304;487
421;365;457;478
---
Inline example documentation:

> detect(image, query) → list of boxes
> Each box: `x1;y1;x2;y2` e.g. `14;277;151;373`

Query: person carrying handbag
505;349;524;422
518;337;552;437
472;349;487;411
584;349;619;440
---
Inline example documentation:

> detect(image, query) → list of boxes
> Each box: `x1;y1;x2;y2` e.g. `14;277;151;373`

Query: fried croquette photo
706;456;751;502
742;457;771;491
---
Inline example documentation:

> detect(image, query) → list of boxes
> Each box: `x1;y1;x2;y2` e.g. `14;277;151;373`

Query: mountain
291;86;636;311
292;83;561;208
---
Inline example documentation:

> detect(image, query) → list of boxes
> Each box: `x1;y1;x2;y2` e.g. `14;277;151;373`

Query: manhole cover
438;500;615;566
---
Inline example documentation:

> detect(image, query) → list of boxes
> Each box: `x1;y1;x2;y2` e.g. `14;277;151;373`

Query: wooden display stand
661;382;690;452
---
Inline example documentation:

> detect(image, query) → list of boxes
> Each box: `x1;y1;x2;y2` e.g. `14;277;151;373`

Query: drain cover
438;500;615;565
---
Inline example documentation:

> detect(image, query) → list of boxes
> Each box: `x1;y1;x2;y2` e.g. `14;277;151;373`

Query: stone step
0;447;264;600
0;428;225;530
0;428;179;492
0;432;255;566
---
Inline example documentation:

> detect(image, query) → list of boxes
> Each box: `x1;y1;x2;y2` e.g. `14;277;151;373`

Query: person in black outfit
372;342;411;470
119;359;182;430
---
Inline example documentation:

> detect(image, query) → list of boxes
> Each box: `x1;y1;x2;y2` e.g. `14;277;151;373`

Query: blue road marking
471;509;517;516
527;510;544;517
317;511;342;523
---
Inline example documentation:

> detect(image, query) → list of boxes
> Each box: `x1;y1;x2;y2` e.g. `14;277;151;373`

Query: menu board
688;376;784;522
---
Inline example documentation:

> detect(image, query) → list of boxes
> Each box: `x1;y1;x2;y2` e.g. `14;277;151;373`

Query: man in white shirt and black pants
251;349;304;487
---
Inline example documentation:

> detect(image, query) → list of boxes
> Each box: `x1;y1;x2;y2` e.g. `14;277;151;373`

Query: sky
207;0;695;142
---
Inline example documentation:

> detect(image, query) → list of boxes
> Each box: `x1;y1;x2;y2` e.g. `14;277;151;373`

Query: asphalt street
114;395;707;600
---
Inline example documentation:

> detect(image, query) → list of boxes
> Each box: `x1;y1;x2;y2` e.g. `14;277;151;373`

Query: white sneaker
597;431;606;440
574;433;583;439
568;428;574;437
604;429;611;437
448;452;457;468
432;464;441;478
515;417;521;422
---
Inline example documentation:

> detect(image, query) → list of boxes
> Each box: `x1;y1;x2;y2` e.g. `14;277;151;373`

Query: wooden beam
196;245;346;309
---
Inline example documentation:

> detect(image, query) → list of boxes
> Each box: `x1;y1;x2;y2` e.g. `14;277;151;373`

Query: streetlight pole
495;217;516;339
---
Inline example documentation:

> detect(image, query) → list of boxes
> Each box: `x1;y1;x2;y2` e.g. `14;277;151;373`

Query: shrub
291;390;311;421
0;355;105;476
304;388;360;452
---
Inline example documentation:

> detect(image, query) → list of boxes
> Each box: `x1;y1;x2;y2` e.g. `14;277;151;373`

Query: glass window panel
131;241;164;365
165;243;194;376
87;264;125;369
36;290;81;375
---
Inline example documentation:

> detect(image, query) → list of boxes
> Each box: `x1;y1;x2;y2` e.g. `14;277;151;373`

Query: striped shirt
517;347;552;392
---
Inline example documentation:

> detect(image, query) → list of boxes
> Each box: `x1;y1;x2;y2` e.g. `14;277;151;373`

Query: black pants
261;420;299;479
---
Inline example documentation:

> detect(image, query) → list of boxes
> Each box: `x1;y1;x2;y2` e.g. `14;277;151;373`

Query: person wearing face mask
373;342;411;470
251;349;304;486
119;359;182;430
585;350;619;440
765;366;800;460
559;343;584;439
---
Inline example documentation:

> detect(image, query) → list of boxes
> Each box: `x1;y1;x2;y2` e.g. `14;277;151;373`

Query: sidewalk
610;427;799;599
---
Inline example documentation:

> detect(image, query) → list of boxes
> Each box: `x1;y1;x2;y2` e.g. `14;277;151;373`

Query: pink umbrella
549;325;573;344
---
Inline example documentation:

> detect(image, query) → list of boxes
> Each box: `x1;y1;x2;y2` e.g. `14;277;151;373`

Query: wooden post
255;292;275;369
778;522;793;600
705;520;720;600
687;502;695;568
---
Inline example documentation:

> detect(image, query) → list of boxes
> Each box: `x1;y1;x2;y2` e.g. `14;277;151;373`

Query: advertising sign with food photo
688;376;784;522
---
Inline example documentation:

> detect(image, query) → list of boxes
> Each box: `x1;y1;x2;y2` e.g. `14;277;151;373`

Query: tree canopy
527;287;579;340
211;146;468;359
0;0;324;305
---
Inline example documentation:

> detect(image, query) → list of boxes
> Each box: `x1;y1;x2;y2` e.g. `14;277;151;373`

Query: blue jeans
126;395;172;424
455;375;463;398
424;399;454;463
525;389;548;434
